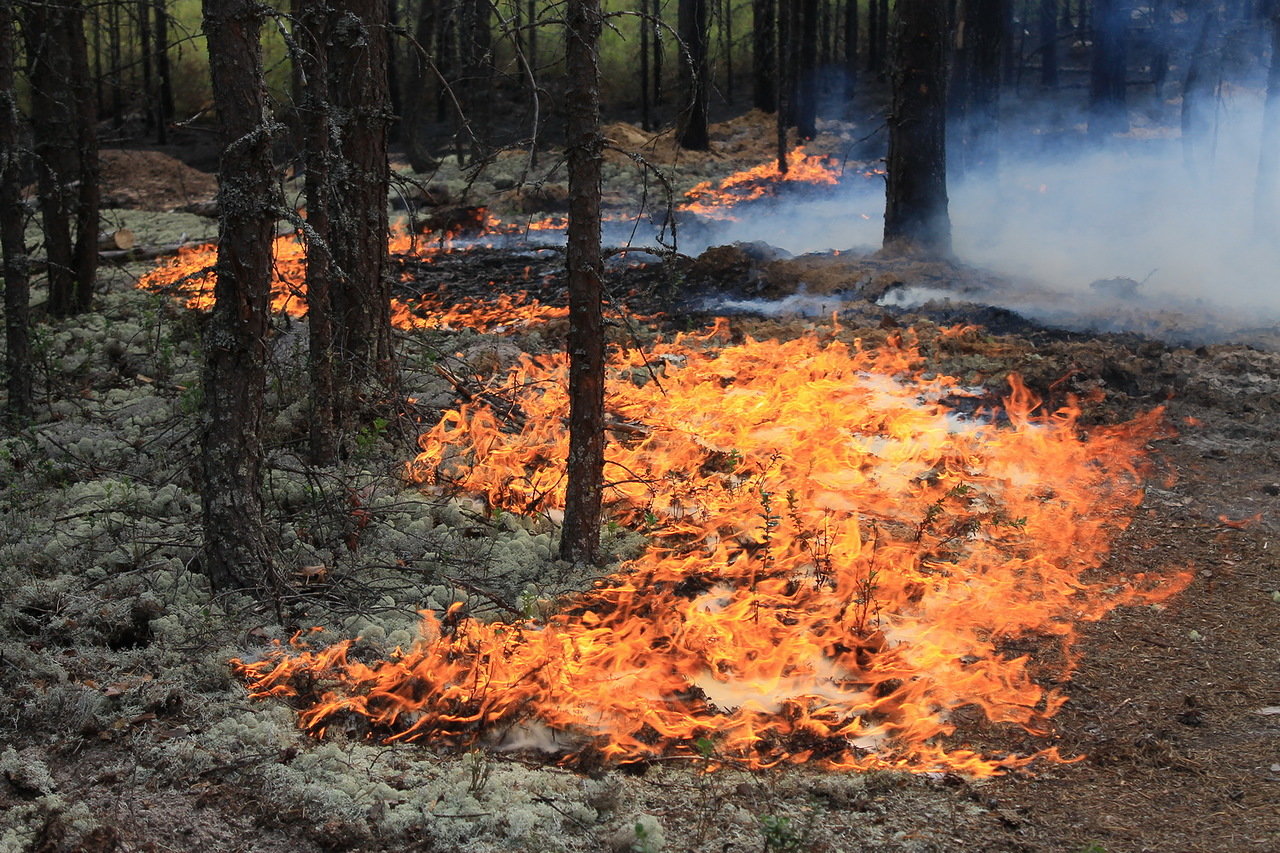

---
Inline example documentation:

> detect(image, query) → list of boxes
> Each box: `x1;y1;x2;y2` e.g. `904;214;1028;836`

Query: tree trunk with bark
560;0;605;565
200;0;279;592
23;0;98;317
1;1;32;424
883;0;951;256
1089;0;1130;138
154;0;174;144
951;0;1003;175
302;0;394;463
753;0;777;111
795;0;819;139
678;0;710;149
405;0;439;172
844;0;858;99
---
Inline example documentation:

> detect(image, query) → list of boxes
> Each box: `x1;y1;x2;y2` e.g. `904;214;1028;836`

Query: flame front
139;233;567;333
234;322;1188;776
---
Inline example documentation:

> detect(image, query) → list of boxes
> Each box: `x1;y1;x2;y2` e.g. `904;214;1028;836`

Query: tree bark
560;0;605;565
200;0;279;592
405;0;439;172
23;0;98;317
155;0;175;144
883;0;951;256
1089;0;1130;138
753;0;776;111
302;0;394;464
678;0;710;149
843;0;858;99
1;0;32;425
795;0;819;139
951;0;1003;176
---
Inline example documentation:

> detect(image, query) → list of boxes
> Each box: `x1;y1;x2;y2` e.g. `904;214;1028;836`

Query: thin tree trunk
1039;0;1058;88
1;1;32;424
844;0;858;100
952;0;1003;175
1255;1;1280;237
1089;0;1130;138
866;0;879;73
641;0;652;128
200;0;278;593
296;0;339;464
560;0;605;565
1182;4;1218;170
753;0;776;111
406;0;439;172
883;0;950;256
678;0;710;149
155;0;174;144
108;0;123;129
795;0;819;138
24;0;98;317
138;0;153;133
319;0;395;454
652;0;663;103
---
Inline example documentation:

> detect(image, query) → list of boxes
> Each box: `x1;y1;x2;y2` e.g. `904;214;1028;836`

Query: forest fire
139;232;567;333
234;322;1189;776
679;146;855;219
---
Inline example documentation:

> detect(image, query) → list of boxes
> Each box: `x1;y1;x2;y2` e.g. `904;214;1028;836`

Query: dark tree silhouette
560;0;606;565
1;1;31;424
154;0;175;144
199;0;279;592
753;0;777;112
679;0;711;149
298;0;395;464
1089;0;1130;138
23;0;98;316
951;0;1004;175
1039;0;1058;88
1256;0;1280;237
883;0;951;256
794;0;819;139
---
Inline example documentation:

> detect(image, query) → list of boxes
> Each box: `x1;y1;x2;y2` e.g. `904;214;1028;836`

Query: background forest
1;2;1279;852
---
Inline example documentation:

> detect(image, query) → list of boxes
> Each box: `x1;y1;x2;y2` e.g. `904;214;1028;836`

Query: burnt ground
3;129;1279;852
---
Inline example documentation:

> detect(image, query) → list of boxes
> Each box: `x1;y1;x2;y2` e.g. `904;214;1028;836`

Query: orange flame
680;146;864;220
139;232;566;334
233;323;1189;776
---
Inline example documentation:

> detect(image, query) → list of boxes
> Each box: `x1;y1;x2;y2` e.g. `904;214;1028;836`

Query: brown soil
98;148;219;211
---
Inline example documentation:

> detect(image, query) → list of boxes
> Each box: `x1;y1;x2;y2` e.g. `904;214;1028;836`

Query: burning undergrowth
234;319;1189;776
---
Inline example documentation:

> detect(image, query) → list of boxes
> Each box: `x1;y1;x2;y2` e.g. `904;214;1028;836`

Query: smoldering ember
2;3;1279;853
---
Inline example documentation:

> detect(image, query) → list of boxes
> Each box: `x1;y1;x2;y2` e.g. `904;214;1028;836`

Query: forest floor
1;115;1278;853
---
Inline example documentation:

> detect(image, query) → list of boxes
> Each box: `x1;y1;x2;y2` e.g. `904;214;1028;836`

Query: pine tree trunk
155;0;174;144
24;0;98;317
753;0;777;111
1089;0;1130;138
844;0;858;99
1039;0;1058;88
1;1;32;425
560;0;605;566
405;0;439;172
200;0;278;592
795;0;819;139
679;0;710;149
304;0;394;463
883;0;950;256
952;0;1003;175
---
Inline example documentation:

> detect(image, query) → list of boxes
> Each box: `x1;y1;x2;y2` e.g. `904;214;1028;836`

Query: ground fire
226;315;1188;776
